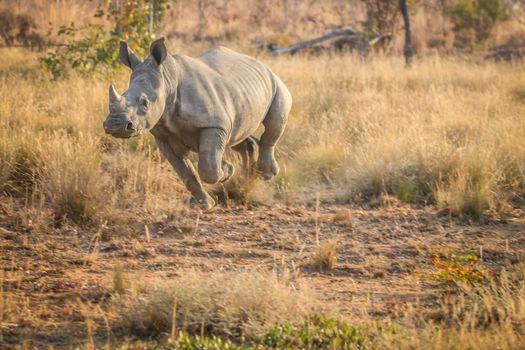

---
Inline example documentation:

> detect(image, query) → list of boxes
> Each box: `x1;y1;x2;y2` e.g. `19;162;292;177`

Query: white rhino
103;38;292;209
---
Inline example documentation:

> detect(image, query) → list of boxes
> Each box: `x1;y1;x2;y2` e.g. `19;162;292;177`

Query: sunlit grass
2;50;525;221
1;48;525;347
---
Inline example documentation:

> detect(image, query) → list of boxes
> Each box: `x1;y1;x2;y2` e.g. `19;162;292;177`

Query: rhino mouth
103;116;140;138
106;131;137;139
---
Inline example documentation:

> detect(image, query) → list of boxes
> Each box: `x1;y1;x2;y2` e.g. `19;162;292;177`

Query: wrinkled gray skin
103;38;292;209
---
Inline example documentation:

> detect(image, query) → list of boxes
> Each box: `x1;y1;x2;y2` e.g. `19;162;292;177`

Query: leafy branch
41;0;169;79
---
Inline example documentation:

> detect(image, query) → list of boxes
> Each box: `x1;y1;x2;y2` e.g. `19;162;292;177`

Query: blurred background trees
446;0;508;48
0;0;522;77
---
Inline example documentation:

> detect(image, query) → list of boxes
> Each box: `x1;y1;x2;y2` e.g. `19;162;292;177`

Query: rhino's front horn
109;84;121;103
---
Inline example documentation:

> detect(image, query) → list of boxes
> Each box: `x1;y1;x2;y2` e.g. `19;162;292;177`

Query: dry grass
373;265;525;350
0;50;186;228
435;163;494;219
2;49;525;223
332;207;353;225
312;241;338;271
112;265;128;295
119;269;317;339
108;263;525;349
271;55;525;214
1;16;525;348
220;160;276;206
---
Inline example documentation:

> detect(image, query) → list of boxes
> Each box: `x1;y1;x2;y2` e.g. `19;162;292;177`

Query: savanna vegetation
1;0;525;349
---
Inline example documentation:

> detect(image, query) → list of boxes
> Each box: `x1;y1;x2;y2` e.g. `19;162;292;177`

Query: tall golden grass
1;49;525;224
0;49;186;228
274;54;525;216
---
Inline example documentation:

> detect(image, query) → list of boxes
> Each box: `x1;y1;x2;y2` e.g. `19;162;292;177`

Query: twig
170;300;178;342
315;192;320;246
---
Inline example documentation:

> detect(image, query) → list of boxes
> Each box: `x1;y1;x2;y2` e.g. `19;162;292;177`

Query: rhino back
172;47;276;144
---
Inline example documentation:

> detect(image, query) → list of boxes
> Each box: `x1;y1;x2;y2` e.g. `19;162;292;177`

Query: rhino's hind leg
198;127;231;184
258;80;291;180
232;136;259;176
220;160;235;182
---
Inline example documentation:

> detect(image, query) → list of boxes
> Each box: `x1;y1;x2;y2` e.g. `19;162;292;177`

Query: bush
260;315;367;349
174;333;242;350
430;251;486;285
447;0;508;48
41;0;169;78
114;316;367;349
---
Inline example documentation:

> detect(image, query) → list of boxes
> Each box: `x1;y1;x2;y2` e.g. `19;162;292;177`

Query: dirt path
1;204;524;347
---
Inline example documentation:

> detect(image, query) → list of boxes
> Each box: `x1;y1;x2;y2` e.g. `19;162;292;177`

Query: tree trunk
115;0;122;37
148;0;154;36
399;0;413;66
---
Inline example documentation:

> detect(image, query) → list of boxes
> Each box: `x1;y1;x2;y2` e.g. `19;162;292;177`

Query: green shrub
260;315;367;349
41;0;169;78
393;179;420;203
447;0;507;48
115;316;368;349
174;333;245;350
430;251;486;285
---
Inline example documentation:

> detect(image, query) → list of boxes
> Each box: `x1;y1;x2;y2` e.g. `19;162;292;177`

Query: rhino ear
150;37;167;65
119;41;141;70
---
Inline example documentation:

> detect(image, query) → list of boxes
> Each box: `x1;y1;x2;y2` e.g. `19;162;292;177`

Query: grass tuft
312;241;338;271
120;269;317;339
34;133;105;224
112;265;128;295
332;208;352;226
435;163;494;219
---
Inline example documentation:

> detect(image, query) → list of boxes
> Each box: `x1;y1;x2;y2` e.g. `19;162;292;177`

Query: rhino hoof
258;161;279;181
190;195;215;210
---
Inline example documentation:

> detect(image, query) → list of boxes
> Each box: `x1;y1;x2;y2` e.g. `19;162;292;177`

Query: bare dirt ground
1;202;525;348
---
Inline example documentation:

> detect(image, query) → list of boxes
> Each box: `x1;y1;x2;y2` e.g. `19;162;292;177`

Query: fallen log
271;27;362;55
269;27;391;56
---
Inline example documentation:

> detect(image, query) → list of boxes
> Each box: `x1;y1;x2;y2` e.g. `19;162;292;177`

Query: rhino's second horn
109;84;121;104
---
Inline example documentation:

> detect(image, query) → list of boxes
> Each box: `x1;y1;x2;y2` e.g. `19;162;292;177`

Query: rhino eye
139;95;149;108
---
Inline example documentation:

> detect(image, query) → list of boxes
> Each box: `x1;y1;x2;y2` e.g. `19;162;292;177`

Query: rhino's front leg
198;127;234;184
155;137;215;210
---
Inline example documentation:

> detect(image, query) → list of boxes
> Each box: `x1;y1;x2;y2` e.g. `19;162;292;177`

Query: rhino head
103;38;169;138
